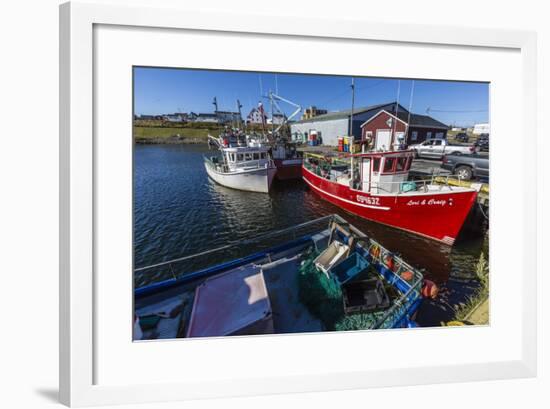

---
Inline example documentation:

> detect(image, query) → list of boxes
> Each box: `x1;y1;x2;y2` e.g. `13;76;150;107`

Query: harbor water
134;144;488;326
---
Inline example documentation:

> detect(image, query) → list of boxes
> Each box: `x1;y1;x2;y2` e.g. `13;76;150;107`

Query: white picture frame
59;1;537;406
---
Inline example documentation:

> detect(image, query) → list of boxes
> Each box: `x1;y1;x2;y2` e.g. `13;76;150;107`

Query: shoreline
134;136;208;145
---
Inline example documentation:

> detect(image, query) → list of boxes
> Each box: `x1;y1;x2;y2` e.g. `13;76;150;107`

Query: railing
304;154;470;194
134;215;337;289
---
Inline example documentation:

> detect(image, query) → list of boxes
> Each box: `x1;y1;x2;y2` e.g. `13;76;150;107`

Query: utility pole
212;97;218;112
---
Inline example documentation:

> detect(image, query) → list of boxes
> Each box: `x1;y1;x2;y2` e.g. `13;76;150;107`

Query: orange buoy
400;271;414;281
421;280;439;299
370;245;380;259
383;253;395;271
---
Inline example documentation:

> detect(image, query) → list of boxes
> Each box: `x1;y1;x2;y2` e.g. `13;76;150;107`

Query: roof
293;102;403;124
395;112;448;129
360;109;448;129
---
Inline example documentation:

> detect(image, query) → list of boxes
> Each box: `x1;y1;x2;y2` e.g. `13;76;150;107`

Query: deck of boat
135;232;330;340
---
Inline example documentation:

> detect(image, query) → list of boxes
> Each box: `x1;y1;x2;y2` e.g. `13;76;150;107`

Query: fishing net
297;251;344;330
298;251;399;331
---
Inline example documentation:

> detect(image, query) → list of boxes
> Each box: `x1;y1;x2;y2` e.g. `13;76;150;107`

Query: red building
361;109;448;150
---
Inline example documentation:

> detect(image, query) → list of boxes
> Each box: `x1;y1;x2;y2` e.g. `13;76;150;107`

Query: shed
361;109;449;149
290;102;408;146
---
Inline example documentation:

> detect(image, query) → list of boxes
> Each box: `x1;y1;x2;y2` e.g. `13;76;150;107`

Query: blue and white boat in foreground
134;215;424;340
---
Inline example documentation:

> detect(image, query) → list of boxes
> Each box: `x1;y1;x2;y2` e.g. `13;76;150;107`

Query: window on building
411;131;418;141
383;158;395;173
427;131;432;139
372;158;381;173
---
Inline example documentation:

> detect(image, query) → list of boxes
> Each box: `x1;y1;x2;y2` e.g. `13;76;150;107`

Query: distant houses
473;123;490;135
136;110;242;124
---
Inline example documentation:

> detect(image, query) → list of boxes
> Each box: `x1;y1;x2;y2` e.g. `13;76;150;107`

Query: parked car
454;132;469;142
475;133;489;152
441;153;489;180
409;139;478;160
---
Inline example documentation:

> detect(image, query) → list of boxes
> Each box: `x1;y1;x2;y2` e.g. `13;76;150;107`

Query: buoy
400;271;414;281
370;245;380;259
383;253;395;271
421;280;439;299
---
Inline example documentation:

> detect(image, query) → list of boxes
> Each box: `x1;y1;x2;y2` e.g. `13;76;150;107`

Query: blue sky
134;67;489;127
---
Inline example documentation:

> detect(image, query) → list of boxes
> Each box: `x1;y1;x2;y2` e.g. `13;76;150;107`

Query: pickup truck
409;139;478;159
441;153;489;180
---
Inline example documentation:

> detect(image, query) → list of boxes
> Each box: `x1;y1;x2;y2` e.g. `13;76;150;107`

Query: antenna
392;80;401;148
406;80;415;140
349;78;355;137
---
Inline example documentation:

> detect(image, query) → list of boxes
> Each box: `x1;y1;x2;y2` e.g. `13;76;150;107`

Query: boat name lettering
356;195;380;206
406;198;448;206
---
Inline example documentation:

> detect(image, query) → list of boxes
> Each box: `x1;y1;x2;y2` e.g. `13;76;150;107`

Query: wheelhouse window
261;152;267;159
372;158;381;173
405;156;412;170
396;157;407;172
244;153;253;161
237;153;243;161
383;158;395;173
253;152;260;160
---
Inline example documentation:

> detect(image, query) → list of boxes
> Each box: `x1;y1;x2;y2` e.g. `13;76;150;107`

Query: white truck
409;139;478;159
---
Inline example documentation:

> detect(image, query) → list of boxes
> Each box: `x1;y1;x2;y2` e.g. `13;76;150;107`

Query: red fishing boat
302;150;478;245
271;143;303;180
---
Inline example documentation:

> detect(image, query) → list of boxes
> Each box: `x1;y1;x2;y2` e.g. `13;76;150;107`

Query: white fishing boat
205;133;277;193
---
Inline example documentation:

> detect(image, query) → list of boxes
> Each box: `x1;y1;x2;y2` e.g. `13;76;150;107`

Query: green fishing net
297;251;344;330
298;251;396;331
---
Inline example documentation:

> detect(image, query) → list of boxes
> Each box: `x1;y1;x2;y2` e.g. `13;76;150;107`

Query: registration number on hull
356;195;380;206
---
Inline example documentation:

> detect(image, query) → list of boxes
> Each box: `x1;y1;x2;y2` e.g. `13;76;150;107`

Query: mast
349;78;355;138
350;78;355;188
236;99;242;130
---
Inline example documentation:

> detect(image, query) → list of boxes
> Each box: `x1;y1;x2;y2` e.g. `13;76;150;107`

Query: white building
247;107;267;125
473;123;490;135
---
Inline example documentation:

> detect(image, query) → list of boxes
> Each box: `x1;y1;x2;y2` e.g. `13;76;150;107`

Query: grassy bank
133;126;212;144
133;119;291;144
452;251;489;325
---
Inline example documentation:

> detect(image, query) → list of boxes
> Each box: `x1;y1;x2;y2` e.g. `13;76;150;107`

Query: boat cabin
325;150;414;194
222;146;271;171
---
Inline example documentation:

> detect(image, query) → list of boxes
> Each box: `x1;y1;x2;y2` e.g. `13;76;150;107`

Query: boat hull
302;166;477;245
205;160;277;193
274;158;303;180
